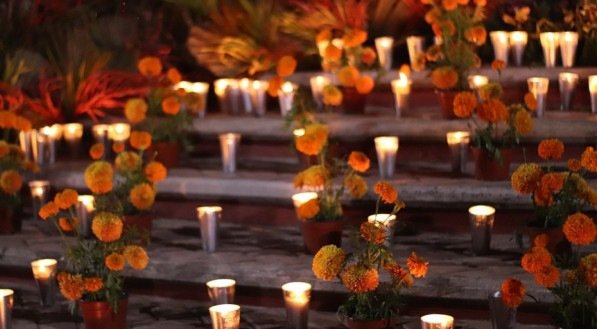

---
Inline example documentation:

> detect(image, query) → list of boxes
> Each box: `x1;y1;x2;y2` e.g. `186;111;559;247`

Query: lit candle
108;123;131;143
539;32;560;68
468;205;496;255
527;77;550;117
239;78;253;115
421;314;455;329
33;130;49;166
558;72;579;111
250;80;269;117
291;192;318;220
367;213;397;245
209;304;241;329
434;36;443;46
218;133;241;174
214;78;241;115
31;258;57;306
39;124;62;164
206;279;236;305
281;282;311;329
559;31;578;68
19;130;34;161
406;36;425;70
375;37;394;71
29;180;50;220
489;31;509;64
197;206;223;252
509;31;528;66
175;81;210;118
446;131;470;175
0;289;13;329
390;73;411;117
374;136;399;179
62;123;83;142
92;124;110;159
278;82;296;117
77;195;95;238
467;75;489;90
589;75;597;114
309;75;331;110
293;128;305;137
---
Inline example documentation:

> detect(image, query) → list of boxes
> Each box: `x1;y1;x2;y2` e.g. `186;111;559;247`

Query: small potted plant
312;181;428;328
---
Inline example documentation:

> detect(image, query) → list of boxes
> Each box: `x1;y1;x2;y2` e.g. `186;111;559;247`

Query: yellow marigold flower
161;96;180;115
294;165;328;189
112;142;125;154
348;151;370;173
130;131;152;150
322;85;343;106
533;265;560;288
407;252;429;278
91;212;124;242
84;161;113;194
123;245;149;270
313;244;346;281
144;161;167;183
355;75;375;94
374;181;397;204
514;110;533;135
580;146;597;172
89;143;105;160
276;56;297;78
359;222;385;245
344;174;368;198
538;139;565;161
0;141;9;158
337;66;360;88
57;273;84;301
579;253;597;288
567;159;582;172
524;93;537;111
430;67;458;90
129;183;156;210
83;277;103;293
267;76;283;97
297;198;319;220
342;29;368;48
442;0;458;11
58;217;79;232
115;151;141;172
491;59;506;72
295;124;328;156
324;44;342;61
464;25;487;46
500;278;525;309
137;56;162;77
39;201;59;220
167;68;182;84
54;189;79;210
105;253;125;271
521;247;552;274
341;265;379;293
511;163;542;195
533;234;549;248
453;91;477;118
563;212;596;245
124;98;147;124
360;47;377;66
477;99;508;123
0;169;22;194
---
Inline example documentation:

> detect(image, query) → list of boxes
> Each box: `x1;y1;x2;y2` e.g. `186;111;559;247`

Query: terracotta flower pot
341;87;368;115
0;206;21;235
146;142;181;168
80;297;128;329
526;225;571;255
434;89;459;119
346;318;393;329
300;220;343;254
471;147;512;181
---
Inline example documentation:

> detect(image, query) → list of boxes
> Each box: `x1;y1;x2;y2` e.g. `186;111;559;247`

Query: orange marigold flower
39;201;59;220
348;151;370;173
374;181;397;204
312;245;346;280
360;221;385;245
89;143;105;160
124;98;147;124
533;234;549;248
115;151;141;173
0;111;16;129
267;76;283;97
324;44;342;61
162;96;180;115
129;183;156;210
344;174;368;198
464;25;487;46
442;0;459;11
276;56;297;78
91;212;123;242
361;47;377;66
57;273;84;301
316;29;331;44
130;131;152;150
355;75;375;94
430;67;458;90
112;142;125;154
580;146;597;172
295;124;328;156
524;93;537;111
137;56;162;77
424;8;439;24
84;161;113;194
341;265;379;293
342;29;368;48
514;110;533;135
491;59;506;72
322;85;343;106
58;217;80;232
521;247;552;274
407;252;429;278
579;253;597;288
500;278;525;309
453;91;477;118
0;141;9;158
534;183;554;207
540;172;564;194
477;99;508;123
54;189;79;210
84;277;103;293
337;66;360;88
144;161;167;183
123;245;149;270
294;165;329;189
105;253;125;271
384;262;408;283
297;198;320;220
14;116;31;131
0;169;22;194
538;139;565;160
167;68;182;83
533;265;560;288
567;159;582;172
563;212;596;245
511;163;542;195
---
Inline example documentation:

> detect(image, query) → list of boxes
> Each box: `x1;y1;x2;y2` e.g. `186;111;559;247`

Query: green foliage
532;172;585;229
338;286;403;321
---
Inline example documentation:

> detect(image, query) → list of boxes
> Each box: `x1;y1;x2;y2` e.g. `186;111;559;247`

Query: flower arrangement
511;140;597;229
312;182;428;321
420;0;487;91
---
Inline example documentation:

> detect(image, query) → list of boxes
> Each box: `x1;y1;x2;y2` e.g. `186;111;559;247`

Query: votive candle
539;32;560;68
77;195;95;238
391;73;411;117
446;131;470;175
421;314;455;329
31;258;57;306
175;81;210;118
367;213;397;245
375;37;394;71
219;133;241;173
209;304;240;329
558;72;579;111
239;78;253;115
214;78;241;115
559;31;578;68
278;82;296;117
490;31;509;64
374;136;399;179
589;75;597;114
29;180;50;220
310;75;331;109
281;282;312;329
291;192;318;220
406;36;425;70
197;206;223;252
250;80;269;117
0;289;13;329
39;124;62;163
108;123;131;143
206;279;236;305
468;205;496;255
527;77;550;117
509;31;527;66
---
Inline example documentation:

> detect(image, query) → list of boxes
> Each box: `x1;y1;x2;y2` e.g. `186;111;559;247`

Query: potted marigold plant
499;215;596;329
293;122;370;254
420;0;487;118
511;140;597;253
124;56;191;168
312;182;428;329
452;63;535;180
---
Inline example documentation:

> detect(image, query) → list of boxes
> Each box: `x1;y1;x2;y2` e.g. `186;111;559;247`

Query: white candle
446;131;470;175
469;205;495;217
446;131;470;146
590;75;597;114
278;82;296;117
209;304;241;329
391;73;411;117
214;79;239;97
175;81;210;117
108;123;131;142
375;37;394;71
0;288;14;328
490;31;509;64
31;258;57;281
281;282;311;329
421;314;455;329
62;123;83;142
406;36;425;70
509;31;528;66
467;75;489;90
92;124;110;142
292;192;318;209
539;32;560;68
558;72;579;111
29;180;50;199
39;124;63;140
367;214;396;228
250;80;269;117
197;206;223;253
527;77;550;117
293;128;305;137
374;136;399;179
206;279;236;305
309;75;331;109
559;31;578;68
78;195;95;213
